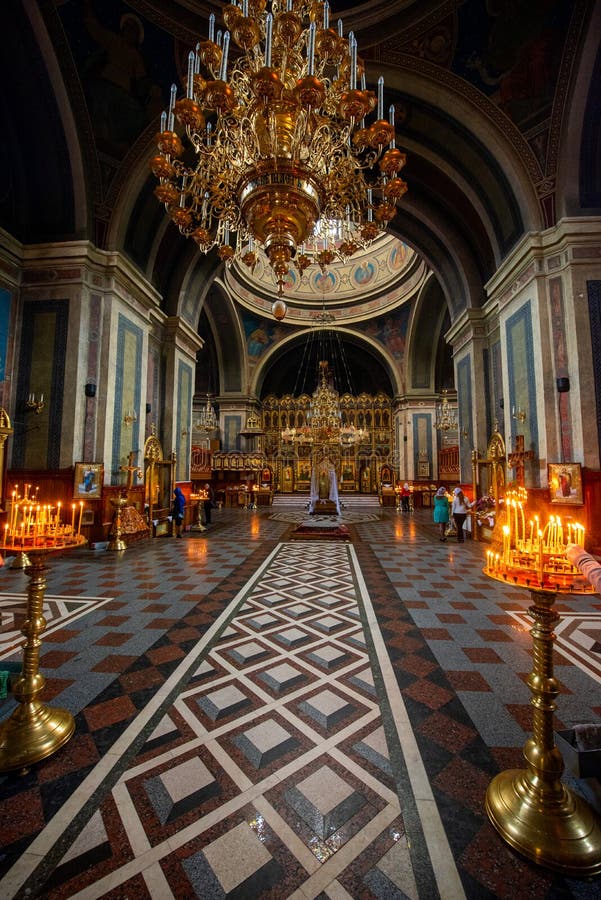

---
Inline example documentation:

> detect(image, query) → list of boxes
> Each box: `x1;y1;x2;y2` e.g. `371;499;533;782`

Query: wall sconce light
123;410;137;427
511;403;527;424
181;428;189;437
25;393;45;414
85;382;96;398
460;425;470;441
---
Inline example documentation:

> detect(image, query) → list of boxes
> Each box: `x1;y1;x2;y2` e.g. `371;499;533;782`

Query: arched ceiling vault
2;0;597;404
251;330;401;400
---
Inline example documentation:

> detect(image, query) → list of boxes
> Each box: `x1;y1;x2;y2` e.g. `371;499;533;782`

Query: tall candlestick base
107;496;128;551
485;588;601;875
0;548;76;773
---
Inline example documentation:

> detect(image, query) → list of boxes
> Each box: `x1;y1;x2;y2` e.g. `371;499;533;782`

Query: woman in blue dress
433;486;450;542
172;487;186;538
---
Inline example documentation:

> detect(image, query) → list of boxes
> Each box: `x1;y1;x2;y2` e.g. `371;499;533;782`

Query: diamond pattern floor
0;505;599;899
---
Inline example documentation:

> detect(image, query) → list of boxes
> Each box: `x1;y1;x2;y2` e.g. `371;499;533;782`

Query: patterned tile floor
0;505;600;899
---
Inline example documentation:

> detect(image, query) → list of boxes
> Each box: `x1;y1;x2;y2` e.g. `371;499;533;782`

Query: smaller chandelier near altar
151;0;408;294
436;390;457;432
308;360;368;445
194;394;219;435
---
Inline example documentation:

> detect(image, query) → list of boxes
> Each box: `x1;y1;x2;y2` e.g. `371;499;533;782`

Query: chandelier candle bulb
349;32;356;89
308;22;316;76
168;84;177;131
264;13;272;66
219;32;230;81
187;52;195;99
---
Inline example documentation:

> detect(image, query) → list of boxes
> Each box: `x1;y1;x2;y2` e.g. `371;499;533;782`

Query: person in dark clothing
172;486;186;537
203;483;214;525
400;482;411;512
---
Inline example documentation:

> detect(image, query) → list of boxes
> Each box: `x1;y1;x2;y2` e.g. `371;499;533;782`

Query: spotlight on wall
85;382;96;398
556;377;570;393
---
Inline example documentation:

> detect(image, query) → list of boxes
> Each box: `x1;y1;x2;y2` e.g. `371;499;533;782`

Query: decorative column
163;317;203;484
446;308;492;483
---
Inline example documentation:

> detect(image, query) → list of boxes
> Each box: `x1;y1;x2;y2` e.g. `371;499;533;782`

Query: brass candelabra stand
0;539;85;773
484;573;601;875
107;495;128;551
189;494;207;532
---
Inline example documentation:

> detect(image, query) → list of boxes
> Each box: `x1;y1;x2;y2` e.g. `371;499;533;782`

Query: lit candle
4;523;8;547
78;501;83;535
519;502;525;544
71;503;75;533
538;529;544;582
503;525;510;563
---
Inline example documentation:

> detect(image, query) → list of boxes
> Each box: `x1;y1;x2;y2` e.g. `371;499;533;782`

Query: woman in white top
451;488;472;543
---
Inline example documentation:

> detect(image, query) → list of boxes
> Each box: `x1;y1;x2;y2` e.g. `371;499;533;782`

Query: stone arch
407;275;451;392
250;330;403;400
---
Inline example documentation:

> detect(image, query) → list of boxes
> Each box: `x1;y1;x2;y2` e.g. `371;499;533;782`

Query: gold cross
120;451;143;491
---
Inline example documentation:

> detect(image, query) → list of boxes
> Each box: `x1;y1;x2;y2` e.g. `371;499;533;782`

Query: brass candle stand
189;493;207;532
484;568;601;875
107;495;128;551
0;538;86;773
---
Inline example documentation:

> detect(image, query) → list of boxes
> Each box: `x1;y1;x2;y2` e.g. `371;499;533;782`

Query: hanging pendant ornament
272;299;287;321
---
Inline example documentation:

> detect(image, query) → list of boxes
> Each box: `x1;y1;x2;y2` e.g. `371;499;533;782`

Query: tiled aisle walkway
0;506;600;899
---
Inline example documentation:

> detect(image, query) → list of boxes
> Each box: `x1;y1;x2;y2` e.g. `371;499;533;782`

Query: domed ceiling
225;234;429;325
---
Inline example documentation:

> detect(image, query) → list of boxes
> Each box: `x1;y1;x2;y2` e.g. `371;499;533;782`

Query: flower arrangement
474;495;497;527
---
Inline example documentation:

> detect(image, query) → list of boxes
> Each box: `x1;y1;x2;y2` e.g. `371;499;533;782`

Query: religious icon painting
548;462;583;505
74;462;103;499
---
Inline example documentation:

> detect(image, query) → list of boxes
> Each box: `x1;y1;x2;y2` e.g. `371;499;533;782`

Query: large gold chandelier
151;0;407;294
